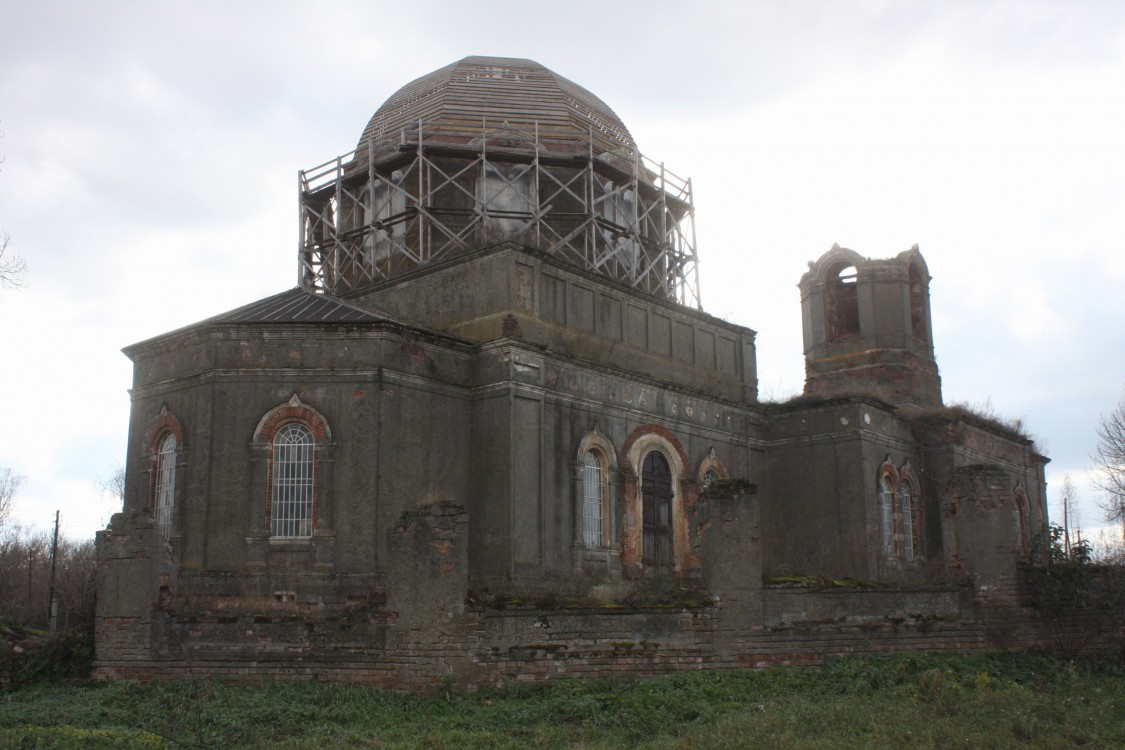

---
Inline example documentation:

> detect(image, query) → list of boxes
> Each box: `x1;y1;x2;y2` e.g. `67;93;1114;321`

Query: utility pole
1060;474;1077;562
47;509;59;633
27;546;33;622
1063;488;1071;560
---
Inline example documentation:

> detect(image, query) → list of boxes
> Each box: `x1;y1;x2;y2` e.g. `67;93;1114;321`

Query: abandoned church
96;56;1093;688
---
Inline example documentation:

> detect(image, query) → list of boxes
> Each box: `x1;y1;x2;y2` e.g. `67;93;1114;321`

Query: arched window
575;427;617;555
879;472;896;556
696;447;728;492
581;451;606;548
271;423;315;538
898;479;915;561
251;395;333;547
621;425;690;575
153;433;177;539
144;404;184;538
877;460;923;564
826;262;860;343
642;451;674;569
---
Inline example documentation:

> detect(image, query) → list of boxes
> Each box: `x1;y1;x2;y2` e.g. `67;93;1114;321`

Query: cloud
2;0;1125;540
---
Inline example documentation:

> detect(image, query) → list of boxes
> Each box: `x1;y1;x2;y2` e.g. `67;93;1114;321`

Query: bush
0;626;93;690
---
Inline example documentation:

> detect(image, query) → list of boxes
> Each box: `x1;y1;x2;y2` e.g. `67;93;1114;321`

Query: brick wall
94;500;1123;690
94;599;992;689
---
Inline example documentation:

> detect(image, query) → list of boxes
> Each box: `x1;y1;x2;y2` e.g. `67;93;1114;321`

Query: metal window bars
299;119;700;308
582;452;603;548
899;484;914;561
154;434;176;539
880;478;895;556
271;423;314;538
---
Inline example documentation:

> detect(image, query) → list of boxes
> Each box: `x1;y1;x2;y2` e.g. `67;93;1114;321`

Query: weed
0;652;1122;748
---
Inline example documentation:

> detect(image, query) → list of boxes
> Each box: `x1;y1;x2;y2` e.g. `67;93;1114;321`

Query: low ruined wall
762;585;969;627
94;505;1124;689
1013;565;1125;656
97;571;1125;689
94;585;988;689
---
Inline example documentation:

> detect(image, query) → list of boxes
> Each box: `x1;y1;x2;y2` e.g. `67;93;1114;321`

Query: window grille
154;433;176;539
880;475;895;556
899;483;914;561
582;452;603;547
271;423;314;538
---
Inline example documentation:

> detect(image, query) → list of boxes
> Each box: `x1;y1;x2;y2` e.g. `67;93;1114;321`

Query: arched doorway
642;451;673;570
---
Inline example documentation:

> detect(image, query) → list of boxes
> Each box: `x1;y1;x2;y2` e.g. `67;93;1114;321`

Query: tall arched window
144;404;184;539
271;423;315;538
827;262;860;343
877;460;923;564
622;425;690;575
575;426;617;556
153;433;177;539
642;451;673;568
581;451;605;548
898;480;915;561
879;472;896;556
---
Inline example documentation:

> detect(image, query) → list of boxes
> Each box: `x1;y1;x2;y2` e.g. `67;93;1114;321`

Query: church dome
358;56;635;155
300;55;698;307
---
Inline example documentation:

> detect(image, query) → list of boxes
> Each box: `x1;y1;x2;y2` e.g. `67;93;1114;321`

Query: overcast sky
1;0;1123;544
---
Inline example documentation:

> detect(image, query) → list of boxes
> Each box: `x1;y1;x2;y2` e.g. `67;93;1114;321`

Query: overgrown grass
1;652;1123;748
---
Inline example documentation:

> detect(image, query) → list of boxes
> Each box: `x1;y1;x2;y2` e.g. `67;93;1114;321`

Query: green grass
1;652;1123;748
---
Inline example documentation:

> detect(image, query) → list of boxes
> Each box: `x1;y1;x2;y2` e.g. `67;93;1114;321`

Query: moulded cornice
122;317;477;361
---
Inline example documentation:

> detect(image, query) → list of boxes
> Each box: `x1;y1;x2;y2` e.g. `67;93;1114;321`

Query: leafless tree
53;536;97;629
97;466;126;503
0;466;24;529
1092;391;1125;542
0;527;96;629
0;527;51;627
0;121;28;292
0;233;28;291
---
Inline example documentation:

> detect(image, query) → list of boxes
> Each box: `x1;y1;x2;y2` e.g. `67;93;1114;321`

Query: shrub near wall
0;624;94;689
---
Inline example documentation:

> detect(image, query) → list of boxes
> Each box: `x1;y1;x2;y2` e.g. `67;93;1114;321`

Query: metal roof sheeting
214;288;385;324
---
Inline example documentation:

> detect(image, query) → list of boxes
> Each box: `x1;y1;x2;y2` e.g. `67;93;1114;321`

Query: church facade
96;57;1056;688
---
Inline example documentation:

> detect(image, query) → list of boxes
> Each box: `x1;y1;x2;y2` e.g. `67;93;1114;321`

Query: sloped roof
211;287;384;324
123;288;396;358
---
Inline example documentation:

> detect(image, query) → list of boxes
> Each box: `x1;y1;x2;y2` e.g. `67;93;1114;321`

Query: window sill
268;537;312;549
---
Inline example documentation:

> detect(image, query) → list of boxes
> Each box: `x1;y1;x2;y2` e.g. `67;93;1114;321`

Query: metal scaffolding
299;119;700;308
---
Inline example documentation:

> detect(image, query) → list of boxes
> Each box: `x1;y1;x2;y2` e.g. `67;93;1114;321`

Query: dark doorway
641;451;673;569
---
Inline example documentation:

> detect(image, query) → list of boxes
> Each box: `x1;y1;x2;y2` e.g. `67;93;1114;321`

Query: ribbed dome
358;56;635;154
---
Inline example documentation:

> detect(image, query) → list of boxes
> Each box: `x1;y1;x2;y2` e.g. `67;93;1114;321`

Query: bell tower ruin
799;243;942;406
